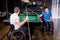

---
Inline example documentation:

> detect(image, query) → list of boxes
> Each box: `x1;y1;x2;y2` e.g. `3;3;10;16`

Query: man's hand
37;14;40;18
37;14;42;18
25;16;29;22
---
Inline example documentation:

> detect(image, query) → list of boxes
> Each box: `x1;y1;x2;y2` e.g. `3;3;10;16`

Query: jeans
44;20;53;30
19;26;28;33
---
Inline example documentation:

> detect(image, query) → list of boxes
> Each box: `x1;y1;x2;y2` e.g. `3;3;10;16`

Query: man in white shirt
10;6;28;32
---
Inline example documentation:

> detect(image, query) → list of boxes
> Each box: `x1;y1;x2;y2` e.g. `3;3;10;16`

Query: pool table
3;11;43;23
3;11;43;35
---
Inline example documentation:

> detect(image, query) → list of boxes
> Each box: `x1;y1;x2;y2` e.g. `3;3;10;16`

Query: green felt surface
5;11;42;22
20;15;39;21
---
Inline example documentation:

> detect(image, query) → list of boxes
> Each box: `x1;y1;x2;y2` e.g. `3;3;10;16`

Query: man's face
45;8;49;13
14;7;20;14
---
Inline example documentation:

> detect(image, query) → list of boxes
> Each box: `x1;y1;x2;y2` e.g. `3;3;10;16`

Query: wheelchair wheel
7;30;26;40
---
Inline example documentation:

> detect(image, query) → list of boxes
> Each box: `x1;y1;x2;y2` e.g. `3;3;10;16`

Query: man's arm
49;12;52;21
37;11;44;18
17;16;28;27
50;16;53;21
37;14;42;18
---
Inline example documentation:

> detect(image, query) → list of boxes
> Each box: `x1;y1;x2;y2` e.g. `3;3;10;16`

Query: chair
7;24;26;40
40;17;54;33
43;21;54;34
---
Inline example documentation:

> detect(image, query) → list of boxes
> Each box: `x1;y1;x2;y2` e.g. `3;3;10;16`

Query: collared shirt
10;13;20;30
42;11;52;21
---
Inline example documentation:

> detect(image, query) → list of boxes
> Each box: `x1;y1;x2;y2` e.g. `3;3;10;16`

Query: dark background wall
0;0;2;11
0;0;52;12
0;0;6;12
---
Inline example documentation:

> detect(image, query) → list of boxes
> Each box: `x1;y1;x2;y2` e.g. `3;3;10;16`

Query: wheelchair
40;17;54;34
43;21;54;34
7;25;26;40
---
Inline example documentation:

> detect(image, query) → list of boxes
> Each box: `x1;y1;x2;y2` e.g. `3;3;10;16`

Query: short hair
44;7;49;9
14;6;20;10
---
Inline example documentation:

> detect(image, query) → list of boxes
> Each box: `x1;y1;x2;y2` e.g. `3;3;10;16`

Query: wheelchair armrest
10;24;14;32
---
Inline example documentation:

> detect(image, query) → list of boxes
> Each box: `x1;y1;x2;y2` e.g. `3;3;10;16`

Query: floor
0;18;60;40
53;18;60;40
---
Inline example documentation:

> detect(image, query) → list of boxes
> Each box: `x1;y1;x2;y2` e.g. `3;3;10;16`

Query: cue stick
28;8;39;16
26;7;31;40
28;8;43;22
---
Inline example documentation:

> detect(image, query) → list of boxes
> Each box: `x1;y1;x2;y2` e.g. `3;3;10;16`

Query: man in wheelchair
38;7;53;32
9;6;28;40
10;6;28;33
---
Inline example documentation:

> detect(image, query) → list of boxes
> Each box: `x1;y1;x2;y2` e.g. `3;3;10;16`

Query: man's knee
49;21;53;24
19;26;28;33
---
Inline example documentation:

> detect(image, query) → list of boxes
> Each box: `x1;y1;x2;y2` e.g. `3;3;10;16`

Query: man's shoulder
49;12;52;15
49;11;52;13
10;13;14;15
10;13;14;17
10;13;17;17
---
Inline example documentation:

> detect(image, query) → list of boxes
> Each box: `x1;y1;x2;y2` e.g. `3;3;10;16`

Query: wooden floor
0;19;60;40
0;27;53;40
0;21;53;40
53;18;60;40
